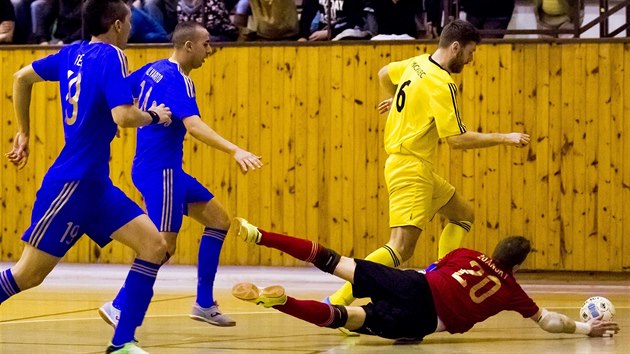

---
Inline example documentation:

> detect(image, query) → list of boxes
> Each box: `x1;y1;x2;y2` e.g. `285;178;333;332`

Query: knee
139;234;168;263
166;241;177;257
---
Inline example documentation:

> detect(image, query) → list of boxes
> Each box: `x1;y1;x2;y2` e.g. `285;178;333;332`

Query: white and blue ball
579;296;615;322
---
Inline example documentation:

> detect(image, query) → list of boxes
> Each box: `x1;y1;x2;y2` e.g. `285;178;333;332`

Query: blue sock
112;284;126;310
196;227;226;308
112;259;160;346
0;269;21;304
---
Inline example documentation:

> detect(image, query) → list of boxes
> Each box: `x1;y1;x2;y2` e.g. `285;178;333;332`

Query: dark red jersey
424;248;539;334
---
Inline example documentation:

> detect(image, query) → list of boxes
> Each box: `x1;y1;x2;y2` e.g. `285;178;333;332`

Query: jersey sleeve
32;51;62;82
508;286;540;318
387;57;415;85
431;82;466;138
127;62;154;98
102;47;134;109
167;75;200;120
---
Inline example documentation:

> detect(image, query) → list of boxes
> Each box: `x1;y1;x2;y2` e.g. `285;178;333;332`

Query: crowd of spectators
0;0;589;44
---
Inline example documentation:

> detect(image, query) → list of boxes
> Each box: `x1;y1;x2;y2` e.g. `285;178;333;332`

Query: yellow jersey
384;54;466;167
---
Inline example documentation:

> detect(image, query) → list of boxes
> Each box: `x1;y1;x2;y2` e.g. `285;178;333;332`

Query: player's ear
451;41;460;53
185;41;193;51
113;19;122;33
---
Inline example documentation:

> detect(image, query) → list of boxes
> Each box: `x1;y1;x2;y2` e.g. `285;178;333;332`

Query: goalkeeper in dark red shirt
229;218;620;341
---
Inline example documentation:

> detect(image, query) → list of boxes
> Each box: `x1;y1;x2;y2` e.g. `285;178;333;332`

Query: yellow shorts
385;154;455;229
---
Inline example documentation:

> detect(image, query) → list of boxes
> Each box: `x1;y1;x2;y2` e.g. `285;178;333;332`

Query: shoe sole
98;307;117;329
189;314;236;327
232;283;285;307
231;217;260;243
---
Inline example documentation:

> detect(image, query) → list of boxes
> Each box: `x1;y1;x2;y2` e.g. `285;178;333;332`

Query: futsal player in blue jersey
98;21;263;328
2;1;172;353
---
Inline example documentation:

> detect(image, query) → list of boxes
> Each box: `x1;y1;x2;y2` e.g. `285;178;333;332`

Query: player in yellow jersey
327;19;531;311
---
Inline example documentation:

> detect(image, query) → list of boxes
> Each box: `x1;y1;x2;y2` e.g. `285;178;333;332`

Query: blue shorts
132;168;214;233
21;180;144;257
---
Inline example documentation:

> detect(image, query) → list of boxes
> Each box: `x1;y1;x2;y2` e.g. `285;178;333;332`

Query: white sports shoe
98;301;121;328
189;303;236;327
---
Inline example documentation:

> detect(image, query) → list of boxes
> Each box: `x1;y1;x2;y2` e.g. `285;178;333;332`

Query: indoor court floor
0;263;628;354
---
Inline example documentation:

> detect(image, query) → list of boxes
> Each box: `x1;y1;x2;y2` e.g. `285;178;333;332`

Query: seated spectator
461;0;515;38
10;0;30;43
135;0;178;34
231;0;250;29
533;0;584;37
129;5;170;43
178;0;239;41
365;0;422;40
30;0;55;44
1;0;16;43
32;0;82;44
248;0;299;40
424;0;457;39
298;0;372;41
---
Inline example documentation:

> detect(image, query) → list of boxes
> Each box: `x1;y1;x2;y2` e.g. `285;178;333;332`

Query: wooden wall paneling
534;43;550;269
597;43;612;271
584;44;600;271
497;44;513;247
609;43;624;271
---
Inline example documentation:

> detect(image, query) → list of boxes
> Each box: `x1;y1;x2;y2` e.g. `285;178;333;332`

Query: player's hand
503;132;530;148
233;148;263;173
377;98;392;114
6;131;30;169
149;101;172;127
587;316;620;337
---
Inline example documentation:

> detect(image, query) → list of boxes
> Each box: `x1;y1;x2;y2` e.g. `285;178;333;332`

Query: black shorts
352;259;437;340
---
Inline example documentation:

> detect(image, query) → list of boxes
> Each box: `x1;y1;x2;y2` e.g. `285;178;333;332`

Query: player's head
172;21;213;70
83;0;131;49
492;236;531;272
438;20;481;73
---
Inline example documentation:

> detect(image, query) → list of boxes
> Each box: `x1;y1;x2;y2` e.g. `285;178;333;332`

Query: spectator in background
248;0;299;40
31;0;55;44
178;0;239;41
231;0;250;29
135;0;178;34
1;0;16;43
533;0;584;37
461;0;515;38
424;0;458;39
32;0;82;44
10;0;31;43
366;0;422;40
298;0;372;41
129;4;170;42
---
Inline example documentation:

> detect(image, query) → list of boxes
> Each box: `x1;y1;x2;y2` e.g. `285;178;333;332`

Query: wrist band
148;110;160;125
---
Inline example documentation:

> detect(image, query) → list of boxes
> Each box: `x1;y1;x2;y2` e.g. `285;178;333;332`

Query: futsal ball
579;296;615;322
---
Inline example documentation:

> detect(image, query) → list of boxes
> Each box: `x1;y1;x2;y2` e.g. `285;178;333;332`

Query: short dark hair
172;21;206;48
438;19;481;48
83;0;130;37
492;236;531;269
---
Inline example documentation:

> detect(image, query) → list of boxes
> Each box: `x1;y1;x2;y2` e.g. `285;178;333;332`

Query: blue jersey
32;41;134;182
129;59;200;172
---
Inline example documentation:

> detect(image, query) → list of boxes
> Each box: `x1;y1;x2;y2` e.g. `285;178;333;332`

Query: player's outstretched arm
111;101;172;128
532;308;620;337
7;65;45;169
446;131;530;150
183;115;262;173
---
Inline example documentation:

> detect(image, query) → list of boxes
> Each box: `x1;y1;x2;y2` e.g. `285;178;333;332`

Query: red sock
274;297;342;327
259;229;320;263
